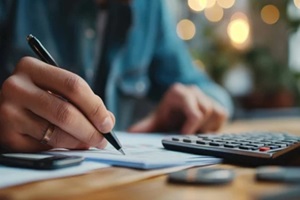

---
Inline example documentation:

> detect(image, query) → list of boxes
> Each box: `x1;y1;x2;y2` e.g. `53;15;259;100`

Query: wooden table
1;117;300;200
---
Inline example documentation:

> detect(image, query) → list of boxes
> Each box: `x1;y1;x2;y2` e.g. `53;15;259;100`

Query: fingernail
98;116;113;133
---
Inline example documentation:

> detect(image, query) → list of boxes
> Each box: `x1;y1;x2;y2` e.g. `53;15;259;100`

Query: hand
128;83;228;134
0;57;115;152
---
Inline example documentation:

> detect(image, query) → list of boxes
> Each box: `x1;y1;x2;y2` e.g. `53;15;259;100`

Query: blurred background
166;0;300;119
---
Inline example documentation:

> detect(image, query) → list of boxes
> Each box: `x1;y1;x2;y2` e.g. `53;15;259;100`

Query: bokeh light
230;12;248;21
227;13;250;45
176;19;196;40
217;0;235;9
206;0;216;8
261;5;280;25
188;0;207;12
204;4;224;22
294;0;300;9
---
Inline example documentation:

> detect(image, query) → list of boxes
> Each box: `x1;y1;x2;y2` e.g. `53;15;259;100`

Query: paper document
50;132;221;169
0;161;109;189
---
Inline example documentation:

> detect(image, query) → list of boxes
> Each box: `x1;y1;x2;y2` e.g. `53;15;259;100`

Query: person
0;0;233;152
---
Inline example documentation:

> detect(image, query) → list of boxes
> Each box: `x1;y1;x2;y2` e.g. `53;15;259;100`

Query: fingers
0;103;49;152
180;91;203;134
164;83;204;134
144;83;229;135
0;102;92;152
183;85;228;133
18;87;105;147
15;57;114;133
189;85;229;132
0;57;112;151
199;102;228;132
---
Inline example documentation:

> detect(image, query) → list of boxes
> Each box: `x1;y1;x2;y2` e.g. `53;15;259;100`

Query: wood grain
1;117;299;200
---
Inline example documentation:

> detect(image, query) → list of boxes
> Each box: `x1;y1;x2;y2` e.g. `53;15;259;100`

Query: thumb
127;114;157;133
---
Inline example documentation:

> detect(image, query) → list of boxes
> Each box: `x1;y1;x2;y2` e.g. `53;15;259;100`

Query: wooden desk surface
1;117;300;200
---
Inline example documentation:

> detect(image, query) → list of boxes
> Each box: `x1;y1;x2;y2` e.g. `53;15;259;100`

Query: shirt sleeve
0;0;15;86
147;0;234;116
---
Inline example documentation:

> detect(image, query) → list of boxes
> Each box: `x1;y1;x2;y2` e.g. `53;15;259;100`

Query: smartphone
0;153;84;170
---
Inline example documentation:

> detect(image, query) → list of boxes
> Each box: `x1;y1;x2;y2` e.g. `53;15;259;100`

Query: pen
27;34;125;155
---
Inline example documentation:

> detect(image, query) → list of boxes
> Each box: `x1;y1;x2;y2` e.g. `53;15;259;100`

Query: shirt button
85;28;95;39
135;81;146;93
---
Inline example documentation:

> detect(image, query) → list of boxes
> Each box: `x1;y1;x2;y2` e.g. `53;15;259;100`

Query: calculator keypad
163;132;300;161
171;132;300;151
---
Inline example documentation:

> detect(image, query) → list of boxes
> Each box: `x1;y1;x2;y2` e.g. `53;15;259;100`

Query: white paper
0;161;109;189
50;132;221;169
0;132;220;189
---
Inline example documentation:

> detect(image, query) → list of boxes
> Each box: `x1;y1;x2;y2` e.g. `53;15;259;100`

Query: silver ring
40;124;55;145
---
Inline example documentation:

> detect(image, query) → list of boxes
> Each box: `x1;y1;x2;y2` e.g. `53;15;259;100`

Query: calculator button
223;140;235;144
196;140;208;145
282;140;298;144
259;147;270;151
183;139;192;143
224;144;239;148
214;140;226;143
252;143;265;147
269;146;280;149
197;135;214;139
277;144;288;148
230;142;242;145
239;146;257;150
248;144;264;148
209;142;222;146
275;142;291;146
202;138;213;141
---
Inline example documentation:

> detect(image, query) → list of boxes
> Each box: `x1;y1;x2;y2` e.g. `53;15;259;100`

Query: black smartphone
0;153;84;170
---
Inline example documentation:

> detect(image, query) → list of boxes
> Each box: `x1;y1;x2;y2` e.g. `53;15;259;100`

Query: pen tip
26;34;34;42
119;148;126;155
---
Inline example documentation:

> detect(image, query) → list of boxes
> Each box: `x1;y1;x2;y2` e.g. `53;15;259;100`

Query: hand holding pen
27;34;125;154
0;34;124;154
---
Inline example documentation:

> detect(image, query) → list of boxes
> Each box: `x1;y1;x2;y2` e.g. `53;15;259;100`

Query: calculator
162;131;300;166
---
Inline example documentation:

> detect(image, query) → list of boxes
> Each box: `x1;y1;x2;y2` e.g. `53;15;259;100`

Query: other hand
128;83;228;134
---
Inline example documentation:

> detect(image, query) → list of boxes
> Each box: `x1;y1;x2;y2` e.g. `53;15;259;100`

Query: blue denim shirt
0;0;234;130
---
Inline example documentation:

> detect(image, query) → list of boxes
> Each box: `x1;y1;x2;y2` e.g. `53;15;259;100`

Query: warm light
204;4;224;22
176;19;196;40
227;15;250;45
294;0;300;9
217;0;235;9
230;12;248;21
188;0;207;12
206;0;216;8
261;5;280;25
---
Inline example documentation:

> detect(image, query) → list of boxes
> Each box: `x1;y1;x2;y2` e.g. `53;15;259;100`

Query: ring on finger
40;123;56;145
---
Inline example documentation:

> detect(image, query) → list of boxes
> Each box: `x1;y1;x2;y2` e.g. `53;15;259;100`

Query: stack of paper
50;132;221;169
0;132;221;189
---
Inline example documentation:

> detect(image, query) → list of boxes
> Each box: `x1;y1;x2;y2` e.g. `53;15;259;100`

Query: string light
188;0;207;12
261;5;280;25
206;0;216;8
204;4;224;22
227;13;250;46
176;19;196;40
217;0;235;9
294;0;300;9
